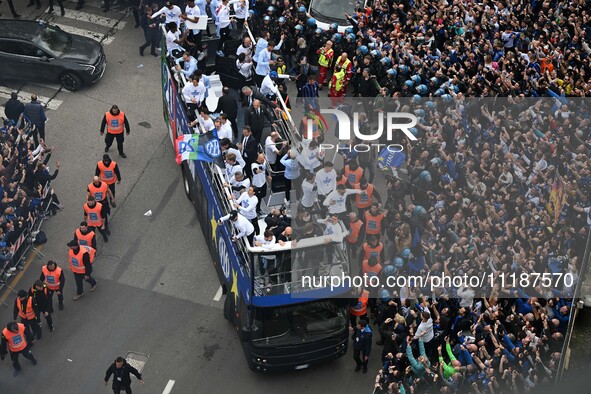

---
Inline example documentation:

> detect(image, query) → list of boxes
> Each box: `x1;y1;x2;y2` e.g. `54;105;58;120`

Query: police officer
1;322;38;377
67;240;97;300
351;319;372;373
73;221;97;249
100;105;130;158
13;290;42;341
96;154;121;198
29;280;54;332
84;196;109;242
40;260;65;312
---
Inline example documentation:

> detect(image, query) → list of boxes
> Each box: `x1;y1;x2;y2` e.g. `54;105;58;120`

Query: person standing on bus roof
218;210;255;246
96;154;121;198
100;105;130;159
233;187;259;235
238;126;257;179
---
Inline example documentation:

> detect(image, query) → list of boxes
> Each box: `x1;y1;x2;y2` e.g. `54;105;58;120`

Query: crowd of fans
1;96;61;282
157;0;591;392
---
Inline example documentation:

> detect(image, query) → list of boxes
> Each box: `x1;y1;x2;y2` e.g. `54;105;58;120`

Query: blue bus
160;32;351;372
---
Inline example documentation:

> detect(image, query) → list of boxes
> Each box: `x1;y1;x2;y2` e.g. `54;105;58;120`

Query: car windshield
310;0;357;25
32;25;70;55
251;300;346;347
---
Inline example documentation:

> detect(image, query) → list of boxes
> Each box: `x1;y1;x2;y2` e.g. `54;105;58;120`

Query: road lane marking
46;8;127;29
162;380;175;394
0;245;45;304
0;87;62;111
52;23;115;45
213;285;223;301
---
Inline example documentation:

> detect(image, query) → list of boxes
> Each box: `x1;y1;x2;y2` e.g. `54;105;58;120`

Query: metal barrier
0;180;53;306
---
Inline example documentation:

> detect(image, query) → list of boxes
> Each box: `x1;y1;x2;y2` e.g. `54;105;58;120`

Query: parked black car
0;20;106;91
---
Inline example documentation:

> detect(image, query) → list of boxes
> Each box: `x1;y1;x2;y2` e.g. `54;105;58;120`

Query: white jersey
315;168;336;196
323;189;362;214
251;161;268;188
153;5;182;27
236;192;258;220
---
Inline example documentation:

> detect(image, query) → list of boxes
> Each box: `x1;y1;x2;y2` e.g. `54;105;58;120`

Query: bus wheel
181;165;192;202
223;294;234;322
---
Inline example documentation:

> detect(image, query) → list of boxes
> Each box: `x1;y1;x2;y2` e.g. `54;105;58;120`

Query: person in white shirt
214;0;235;53
233;187;259;234
198;108;215;132
164;22;185;57
182;0;202;46
224;153;242;181
236;36;253;61
301;173;318;210
152;2;183;28
232;0;248;29
260;72;279;99
254;230;277;280
215;117;233;141
315;161;336;201
182;76;205;120
264;132;286;170
320;214;347;243
218;210;255;245
298;140;324;172
220;139;246;168
323;184;364;220
251;153;270;214
236;53;253;85
227;171;250;199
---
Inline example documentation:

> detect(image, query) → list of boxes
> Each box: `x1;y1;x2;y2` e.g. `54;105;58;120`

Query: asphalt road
0;2;381;393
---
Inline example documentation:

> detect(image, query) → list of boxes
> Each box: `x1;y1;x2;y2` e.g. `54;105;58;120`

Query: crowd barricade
0;180;52;297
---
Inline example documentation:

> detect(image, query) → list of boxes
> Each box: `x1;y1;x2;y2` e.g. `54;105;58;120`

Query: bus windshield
310;0;357;25
251;300;346;347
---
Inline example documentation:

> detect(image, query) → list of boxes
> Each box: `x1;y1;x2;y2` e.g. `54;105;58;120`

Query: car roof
0;19;45;40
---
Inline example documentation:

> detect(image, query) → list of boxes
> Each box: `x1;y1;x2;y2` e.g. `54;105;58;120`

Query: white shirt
236;44;253;61
233;0;248;19
301;179;317;208
200;116;215;132
215;2;232;28
229;175;250;198
152;5;183;27
219;212;254;240
323;189;362;214
264;136;279;164
254;235;276;258
236;192;258;220
322;219;347;243
315;168;336;196
184;5;201;34
251;160;268;188
225;147;246;168
225;162;242;180
236;59;253;79
260;75;279;97
165;30;183;55
218;121;233;141
414;318;434;343
182;82;205;105
298;146;324;171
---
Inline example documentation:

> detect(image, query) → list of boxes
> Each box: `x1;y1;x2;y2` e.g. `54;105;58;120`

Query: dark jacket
29;285;50;314
244;105;274;139
104;361;142;387
352;325;372;356
23;100;47;127
214;94;239;121
4;98;24;123
13;295;40;321
240;134;258;161
241;87;276;108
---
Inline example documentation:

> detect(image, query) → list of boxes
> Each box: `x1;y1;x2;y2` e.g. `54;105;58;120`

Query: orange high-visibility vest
16;297;36;320
362;242;383;263
105;111;125;134
97;160;117;184
75;228;95;247
362;259;383;275
350;290;369;316
344;166;363;187
364;210;384;235
355;184;375;209
83;202;103;227
88;182;108;202
2;324;27;352
346;220;363;244
41;265;62;291
68;246;96;274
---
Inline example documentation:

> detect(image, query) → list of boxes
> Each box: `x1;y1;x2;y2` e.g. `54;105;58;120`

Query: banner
175;131;222;164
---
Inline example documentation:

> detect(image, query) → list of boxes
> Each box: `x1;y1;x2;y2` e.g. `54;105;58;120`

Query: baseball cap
67;240;78;247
